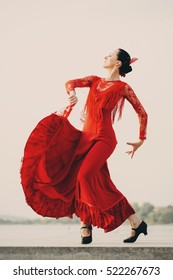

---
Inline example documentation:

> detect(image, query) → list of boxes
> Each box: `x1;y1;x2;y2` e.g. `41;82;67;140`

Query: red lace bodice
65;76;148;140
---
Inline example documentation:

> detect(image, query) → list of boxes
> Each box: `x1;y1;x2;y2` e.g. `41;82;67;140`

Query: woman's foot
123;221;148;243
81;225;92;244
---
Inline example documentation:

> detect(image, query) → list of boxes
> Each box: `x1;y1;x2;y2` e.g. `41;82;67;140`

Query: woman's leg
80;222;91;237
128;214;142;236
77;140;115;238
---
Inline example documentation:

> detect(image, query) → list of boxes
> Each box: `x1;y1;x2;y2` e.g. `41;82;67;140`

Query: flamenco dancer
20;48;148;244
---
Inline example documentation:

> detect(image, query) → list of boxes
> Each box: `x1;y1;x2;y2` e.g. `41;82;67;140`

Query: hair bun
120;64;132;77
125;65;132;74
118;48;133;77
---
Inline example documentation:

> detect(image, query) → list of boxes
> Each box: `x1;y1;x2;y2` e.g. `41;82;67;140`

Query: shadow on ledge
0;247;173;260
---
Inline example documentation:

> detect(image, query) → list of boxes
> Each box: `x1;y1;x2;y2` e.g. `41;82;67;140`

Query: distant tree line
132;203;173;224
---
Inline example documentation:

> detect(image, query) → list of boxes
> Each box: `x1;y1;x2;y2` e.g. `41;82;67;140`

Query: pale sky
0;0;173;218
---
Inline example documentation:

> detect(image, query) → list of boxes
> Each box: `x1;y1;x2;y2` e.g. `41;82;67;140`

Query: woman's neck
105;67;120;81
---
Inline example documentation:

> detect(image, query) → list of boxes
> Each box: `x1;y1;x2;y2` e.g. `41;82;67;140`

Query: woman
20;48;148;244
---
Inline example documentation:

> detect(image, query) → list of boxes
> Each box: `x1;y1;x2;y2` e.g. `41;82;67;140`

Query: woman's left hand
126;140;144;158
68;91;78;105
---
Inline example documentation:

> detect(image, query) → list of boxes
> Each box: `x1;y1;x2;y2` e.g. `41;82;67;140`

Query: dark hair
117;48;132;77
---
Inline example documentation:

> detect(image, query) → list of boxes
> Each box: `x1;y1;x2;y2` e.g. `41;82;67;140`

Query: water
0;224;173;247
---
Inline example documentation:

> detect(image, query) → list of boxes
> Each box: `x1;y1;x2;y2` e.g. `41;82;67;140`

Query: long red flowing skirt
20;113;135;232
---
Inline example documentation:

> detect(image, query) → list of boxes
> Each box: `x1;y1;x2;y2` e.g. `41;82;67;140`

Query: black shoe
123;221;148;243
81;225;92;244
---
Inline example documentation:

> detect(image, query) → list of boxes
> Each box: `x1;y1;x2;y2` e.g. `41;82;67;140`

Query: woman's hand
126;139;144;158
68;91;78;105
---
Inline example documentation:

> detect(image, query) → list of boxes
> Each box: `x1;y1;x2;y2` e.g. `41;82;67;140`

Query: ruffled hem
75;196;135;232
25;191;75;219
25;192;135;232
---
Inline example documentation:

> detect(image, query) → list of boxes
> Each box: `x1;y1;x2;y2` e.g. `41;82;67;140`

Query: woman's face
103;49;120;69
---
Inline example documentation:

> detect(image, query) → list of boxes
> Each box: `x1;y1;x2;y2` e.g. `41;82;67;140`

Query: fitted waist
83;119;117;148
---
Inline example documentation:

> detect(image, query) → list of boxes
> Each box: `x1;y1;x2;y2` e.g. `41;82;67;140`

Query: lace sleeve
65;75;96;93
124;84;148;140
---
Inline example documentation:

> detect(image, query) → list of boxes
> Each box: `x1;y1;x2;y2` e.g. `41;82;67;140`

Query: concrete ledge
0;247;173;260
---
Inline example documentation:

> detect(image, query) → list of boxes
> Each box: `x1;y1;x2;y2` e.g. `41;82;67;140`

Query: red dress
20;76;147;232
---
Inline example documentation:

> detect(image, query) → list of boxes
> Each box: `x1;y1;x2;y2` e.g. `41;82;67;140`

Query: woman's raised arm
65;75;95;94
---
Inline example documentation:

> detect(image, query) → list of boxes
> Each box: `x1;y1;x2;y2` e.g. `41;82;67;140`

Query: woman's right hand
68;91;78;105
126;139;144;158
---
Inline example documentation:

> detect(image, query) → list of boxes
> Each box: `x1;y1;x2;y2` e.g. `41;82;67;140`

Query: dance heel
123;221;148;243
81;225;92;244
